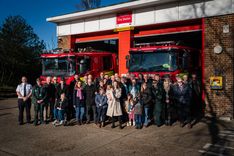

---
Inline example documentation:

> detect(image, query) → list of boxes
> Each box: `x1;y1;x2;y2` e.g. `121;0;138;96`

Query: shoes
27;121;32;124
56;120;64;126
52;120;58;125
101;122;105;127
79;121;82;125
187;123;192;129
42;121;47;125
180;122;184;128
95;123;99;128
86;121;90;124
34;121;38;126
76;120;81;125
63;120;68;126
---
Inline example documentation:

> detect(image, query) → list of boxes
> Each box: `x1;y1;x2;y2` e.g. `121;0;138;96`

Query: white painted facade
47;0;234;36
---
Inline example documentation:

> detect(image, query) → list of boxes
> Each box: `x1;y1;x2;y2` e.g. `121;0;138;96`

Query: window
103;56;112;70
129;51;177;72
77;57;91;74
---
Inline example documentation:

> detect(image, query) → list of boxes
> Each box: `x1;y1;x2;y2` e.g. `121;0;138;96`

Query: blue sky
0;0;129;49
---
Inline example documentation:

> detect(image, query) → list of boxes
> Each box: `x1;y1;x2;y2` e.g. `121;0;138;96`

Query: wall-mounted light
214;44;223;54
223;24;229;33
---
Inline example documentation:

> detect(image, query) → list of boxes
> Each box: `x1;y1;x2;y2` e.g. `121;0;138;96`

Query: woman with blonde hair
106;81;123;129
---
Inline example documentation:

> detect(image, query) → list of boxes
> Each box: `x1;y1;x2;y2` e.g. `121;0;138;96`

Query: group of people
16;71;202;129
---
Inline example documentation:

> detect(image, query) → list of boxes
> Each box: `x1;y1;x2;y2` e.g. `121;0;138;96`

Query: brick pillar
118;30;133;75
58;35;75;50
204;14;234;119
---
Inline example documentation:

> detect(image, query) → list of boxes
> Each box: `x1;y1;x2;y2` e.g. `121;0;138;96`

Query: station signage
116;11;132;26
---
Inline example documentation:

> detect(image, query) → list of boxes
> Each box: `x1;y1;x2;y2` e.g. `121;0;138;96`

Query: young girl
53;93;68;126
134;97;143;129
95;88;108;128
125;93;135;126
73;81;85;125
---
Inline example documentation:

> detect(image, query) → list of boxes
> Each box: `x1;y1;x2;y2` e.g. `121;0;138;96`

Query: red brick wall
204;14;234;118
58;35;71;49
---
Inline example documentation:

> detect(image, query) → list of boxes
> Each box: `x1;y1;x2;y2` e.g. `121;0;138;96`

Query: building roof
47;0;178;23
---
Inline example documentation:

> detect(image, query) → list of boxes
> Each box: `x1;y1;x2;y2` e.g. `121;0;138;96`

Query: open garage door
134;30;202;49
75;39;118;53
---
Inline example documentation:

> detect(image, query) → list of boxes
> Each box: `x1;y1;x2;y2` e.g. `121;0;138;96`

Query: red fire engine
40;49;118;84
126;41;201;80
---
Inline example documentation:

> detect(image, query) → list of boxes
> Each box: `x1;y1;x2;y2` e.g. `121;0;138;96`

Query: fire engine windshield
42;57;75;76
129;51;177;72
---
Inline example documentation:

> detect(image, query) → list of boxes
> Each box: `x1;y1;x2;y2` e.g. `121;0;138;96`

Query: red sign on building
116;11;132;25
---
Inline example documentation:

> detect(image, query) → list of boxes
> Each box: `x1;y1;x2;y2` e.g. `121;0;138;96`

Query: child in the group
73;81;85;125
134;97;143;129
53;93;68;126
95;87;108;128
125;93;135;126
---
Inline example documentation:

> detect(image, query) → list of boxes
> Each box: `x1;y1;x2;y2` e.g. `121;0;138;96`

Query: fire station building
47;0;234;119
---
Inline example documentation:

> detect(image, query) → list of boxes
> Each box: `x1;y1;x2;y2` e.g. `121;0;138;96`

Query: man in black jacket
44;76;56;122
69;74;81;95
151;79;164;127
32;78;47;125
84;78;97;124
189;73;202;121
173;75;192;128
56;78;69;100
56;78;70;122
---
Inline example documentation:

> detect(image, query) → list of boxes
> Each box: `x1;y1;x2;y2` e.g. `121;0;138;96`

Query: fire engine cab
126;41;201;80
40;49;117;84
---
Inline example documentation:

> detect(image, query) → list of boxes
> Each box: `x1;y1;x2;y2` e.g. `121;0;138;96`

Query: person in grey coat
95;88;108;128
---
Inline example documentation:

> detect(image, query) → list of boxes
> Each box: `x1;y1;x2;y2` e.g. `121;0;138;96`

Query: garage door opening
130;30;203;79
134;31;202;49
74;39;118;54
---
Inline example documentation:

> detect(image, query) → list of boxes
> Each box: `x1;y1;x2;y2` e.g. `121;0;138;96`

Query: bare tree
76;0;101;10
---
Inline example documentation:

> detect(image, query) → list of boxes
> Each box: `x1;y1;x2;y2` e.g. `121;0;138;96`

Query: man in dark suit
84;78;97;124
173;75;192;128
